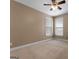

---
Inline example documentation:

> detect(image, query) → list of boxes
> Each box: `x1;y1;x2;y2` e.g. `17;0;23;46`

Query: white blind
45;17;53;36
55;16;63;36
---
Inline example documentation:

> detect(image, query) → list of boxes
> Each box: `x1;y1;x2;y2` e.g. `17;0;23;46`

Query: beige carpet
11;39;68;59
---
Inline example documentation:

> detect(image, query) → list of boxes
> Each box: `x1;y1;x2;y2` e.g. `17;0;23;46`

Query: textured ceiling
14;0;68;16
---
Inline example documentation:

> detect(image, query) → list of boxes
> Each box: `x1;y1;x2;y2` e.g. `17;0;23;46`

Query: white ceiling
14;0;68;16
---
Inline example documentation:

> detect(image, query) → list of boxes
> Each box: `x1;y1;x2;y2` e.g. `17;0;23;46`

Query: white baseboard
10;39;51;52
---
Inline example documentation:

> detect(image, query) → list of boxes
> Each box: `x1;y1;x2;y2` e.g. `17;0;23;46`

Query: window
45;17;53;36
55;16;63;36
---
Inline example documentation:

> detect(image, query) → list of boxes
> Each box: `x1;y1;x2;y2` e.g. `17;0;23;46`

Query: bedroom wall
10;0;51;47
63;14;68;39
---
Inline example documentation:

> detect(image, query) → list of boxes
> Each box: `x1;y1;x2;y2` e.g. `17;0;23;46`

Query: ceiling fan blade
52;0;56;3
58;0;66;5
43;4;51;6
58;6;62;10
50;8;53;11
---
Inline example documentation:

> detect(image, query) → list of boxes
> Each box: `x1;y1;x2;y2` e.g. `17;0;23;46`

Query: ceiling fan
43;0;66;11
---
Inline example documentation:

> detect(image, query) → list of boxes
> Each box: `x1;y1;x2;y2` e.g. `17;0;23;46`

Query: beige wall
63;14;68;39
11;1;51;47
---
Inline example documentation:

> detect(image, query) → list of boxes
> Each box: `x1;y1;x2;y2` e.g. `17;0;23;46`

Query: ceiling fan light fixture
51;5;57;10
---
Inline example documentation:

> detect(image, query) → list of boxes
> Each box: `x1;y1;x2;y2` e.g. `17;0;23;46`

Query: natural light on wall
45;17;53;37
55;16;63;36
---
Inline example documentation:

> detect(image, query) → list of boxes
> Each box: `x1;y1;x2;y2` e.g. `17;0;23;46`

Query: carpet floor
11;39;68;59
